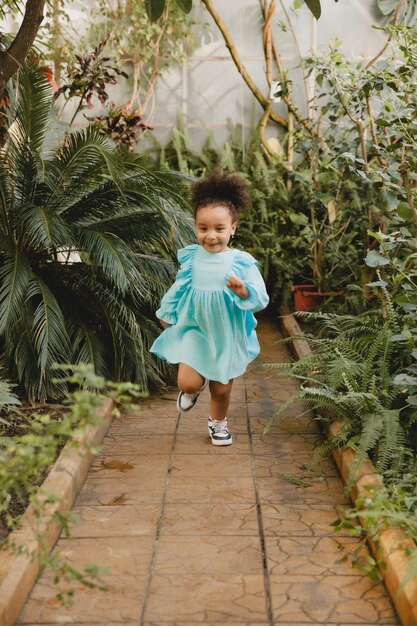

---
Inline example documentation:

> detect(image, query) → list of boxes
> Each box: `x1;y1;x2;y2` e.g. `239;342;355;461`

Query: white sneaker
177;378;208;412
208;417;233;446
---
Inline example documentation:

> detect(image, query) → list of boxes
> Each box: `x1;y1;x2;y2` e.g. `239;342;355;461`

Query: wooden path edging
0;396;114;626
279;308;417;626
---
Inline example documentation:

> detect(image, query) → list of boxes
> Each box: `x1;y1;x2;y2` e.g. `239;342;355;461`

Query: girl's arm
226;263;269;313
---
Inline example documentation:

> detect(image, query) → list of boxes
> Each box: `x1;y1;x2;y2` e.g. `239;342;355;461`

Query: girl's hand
160;320;171;328
226;275;249;299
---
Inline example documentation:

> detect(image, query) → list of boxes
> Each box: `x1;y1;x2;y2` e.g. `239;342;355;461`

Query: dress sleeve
225;251;269;313
155;244;198;324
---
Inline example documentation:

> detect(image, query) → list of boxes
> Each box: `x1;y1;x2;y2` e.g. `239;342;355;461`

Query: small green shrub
1;363;144;605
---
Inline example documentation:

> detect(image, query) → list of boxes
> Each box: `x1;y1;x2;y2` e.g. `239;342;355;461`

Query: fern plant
267;297;415;482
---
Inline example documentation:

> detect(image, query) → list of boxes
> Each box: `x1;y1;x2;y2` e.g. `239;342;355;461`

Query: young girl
150;169;269;446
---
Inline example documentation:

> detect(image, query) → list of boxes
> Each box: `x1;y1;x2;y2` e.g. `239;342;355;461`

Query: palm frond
27;276;71;380
68;321;108;377
17;202;72;251
0;249;32;333
78;230;138;294
45;127;124;210
8;61;52;154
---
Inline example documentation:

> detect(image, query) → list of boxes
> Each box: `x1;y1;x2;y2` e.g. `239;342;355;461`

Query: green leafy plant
81;0;196;124
376;0;417;26
332;477;417;588
267;295;414;484
143;0;336;22
0;59;194;400
145;0;192;22
149;117;369;303
1;362;144;605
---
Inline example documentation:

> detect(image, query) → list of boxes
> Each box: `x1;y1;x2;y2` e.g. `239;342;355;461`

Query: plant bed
0;404;69;545
278;305;417;626
0;396;114;626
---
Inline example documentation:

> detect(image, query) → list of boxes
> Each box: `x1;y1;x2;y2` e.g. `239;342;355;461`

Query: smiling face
195;204;237;253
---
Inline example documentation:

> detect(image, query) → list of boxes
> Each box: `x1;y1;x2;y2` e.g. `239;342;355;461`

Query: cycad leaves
28;277;71;373
9;62;52;154
0;250;32;333
18;203;70;250
1;58;192;400
78;230;137;293
46;127;125;211
69;322;107;377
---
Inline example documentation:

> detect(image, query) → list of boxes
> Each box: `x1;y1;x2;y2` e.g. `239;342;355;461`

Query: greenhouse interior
1;0;417;624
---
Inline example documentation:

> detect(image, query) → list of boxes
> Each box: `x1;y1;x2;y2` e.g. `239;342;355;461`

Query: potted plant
288;168;348;311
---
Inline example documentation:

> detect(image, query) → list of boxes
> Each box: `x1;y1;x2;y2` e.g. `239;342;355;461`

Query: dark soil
0;403;67;544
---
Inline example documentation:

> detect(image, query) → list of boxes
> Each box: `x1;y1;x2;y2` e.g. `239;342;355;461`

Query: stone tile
18;576;146;623
70;503;161;537
251;432;323;457
261;503;343;537
89;454;169;478
246;402;278;418
18;536;152;623
248;413;318;435
253;454;338;478
75;472;166;506
108;417;177;435
166;475;255;504
50;535;153;575
154;535;263;574
144;574;268;622
256;476;348;505
269;574;398;623
175;432;251;454
161;502;259;535
265;536;370;577
170;454;252;476
101;434;174;455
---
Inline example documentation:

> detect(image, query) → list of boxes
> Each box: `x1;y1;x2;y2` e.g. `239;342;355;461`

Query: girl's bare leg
209;380;233;421
178;363;205;394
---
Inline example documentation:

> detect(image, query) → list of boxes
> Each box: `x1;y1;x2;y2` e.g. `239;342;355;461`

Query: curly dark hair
191;168;251;221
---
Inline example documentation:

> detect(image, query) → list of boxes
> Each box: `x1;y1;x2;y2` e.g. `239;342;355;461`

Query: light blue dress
150;244;269;384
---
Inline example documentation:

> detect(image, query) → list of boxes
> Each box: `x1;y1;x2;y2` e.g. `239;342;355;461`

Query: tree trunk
0;0;46;97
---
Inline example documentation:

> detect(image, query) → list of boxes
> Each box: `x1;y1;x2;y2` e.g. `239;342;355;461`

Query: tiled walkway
18;318;399;625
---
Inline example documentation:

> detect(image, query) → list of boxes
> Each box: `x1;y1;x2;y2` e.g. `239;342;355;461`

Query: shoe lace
210;419;228;433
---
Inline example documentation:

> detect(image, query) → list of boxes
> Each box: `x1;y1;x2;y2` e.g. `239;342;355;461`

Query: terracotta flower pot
291;284;343;312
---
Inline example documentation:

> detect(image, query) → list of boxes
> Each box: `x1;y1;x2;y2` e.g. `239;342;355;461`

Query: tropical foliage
0;60;194;401
268;301;413;482
149;109;381;303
